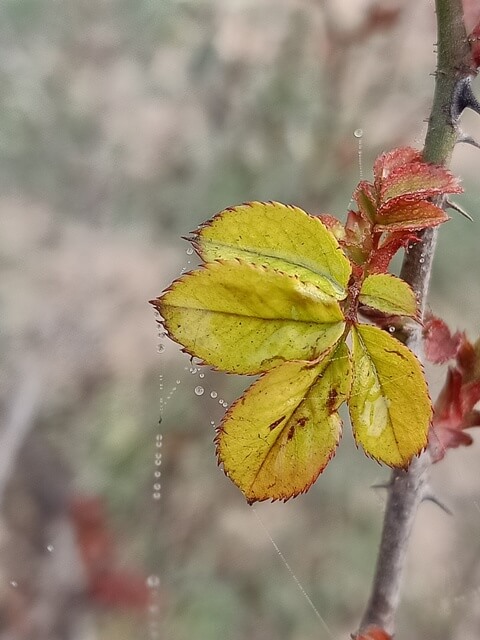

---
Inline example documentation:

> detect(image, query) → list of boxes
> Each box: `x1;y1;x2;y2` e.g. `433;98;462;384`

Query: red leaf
423;315;465;364
353;626;392;640
430;371;480;462
354;181;378;222
375;198;449;231
463;1;480;67
367;231;418;273
458;336;480;382
463;0;480;33
425;318;480;462
380;162;462;204
468;21;480;68
430;423;474;462
373;147;422;188
316;213;346;240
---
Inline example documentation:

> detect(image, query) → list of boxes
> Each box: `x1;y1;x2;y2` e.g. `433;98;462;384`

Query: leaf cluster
151;147;462;503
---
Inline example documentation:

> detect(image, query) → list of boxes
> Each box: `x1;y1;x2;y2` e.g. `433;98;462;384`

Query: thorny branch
356;0;477;636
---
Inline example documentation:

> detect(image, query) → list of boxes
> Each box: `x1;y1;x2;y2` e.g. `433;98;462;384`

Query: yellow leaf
349;324;431;467
359;274;417;317
194;201;351;300
216;342;351;503
152;260;345;374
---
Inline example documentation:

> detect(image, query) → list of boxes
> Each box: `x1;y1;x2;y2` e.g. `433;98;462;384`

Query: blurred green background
1;1;480;639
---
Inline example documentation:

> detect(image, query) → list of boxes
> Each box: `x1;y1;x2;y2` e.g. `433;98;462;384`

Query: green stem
356;0;472;636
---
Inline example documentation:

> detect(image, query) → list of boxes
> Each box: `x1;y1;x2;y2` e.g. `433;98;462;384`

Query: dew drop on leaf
353;128;363;138
194;386;204;396
186;247;194;255
210;391;218;399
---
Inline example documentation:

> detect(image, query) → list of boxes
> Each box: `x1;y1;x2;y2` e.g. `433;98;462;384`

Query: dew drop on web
353;128;364;179
147;575;161;588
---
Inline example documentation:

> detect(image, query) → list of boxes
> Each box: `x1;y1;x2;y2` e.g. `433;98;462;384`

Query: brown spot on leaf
287;425;295;441
295;416;308;428
268;416;286;431
327;388;338;413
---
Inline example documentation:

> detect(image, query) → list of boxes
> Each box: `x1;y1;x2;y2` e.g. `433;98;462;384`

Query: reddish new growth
424;315;480;462
320;147;461;277
352;625;393;640
463;0;480;69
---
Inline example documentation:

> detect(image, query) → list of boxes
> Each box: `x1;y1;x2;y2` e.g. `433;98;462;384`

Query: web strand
252;507;335;639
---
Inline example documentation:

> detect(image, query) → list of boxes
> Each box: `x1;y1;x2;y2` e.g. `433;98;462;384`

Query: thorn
457;131;480;150
371;482;392;490
422;493;453;515
445;198;474;221
451;77;480;121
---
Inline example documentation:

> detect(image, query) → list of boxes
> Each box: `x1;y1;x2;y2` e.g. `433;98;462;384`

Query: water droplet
194;386;204;396
190;367;198;374
157;343;165;354
210;391;218;399
153;483;161;491
176;379;181;385
353;128;363;138
147;575;161;588
388;326;395;333
222;401;228;408
46;544;54;553
186;247;194;255
154;471;162;478
10;580;18;588
199;372;205;379
210;420;215;426
156;434;163;441
419;257;425;264
156;441;163;448
153;492;161;500
155;459;162;466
